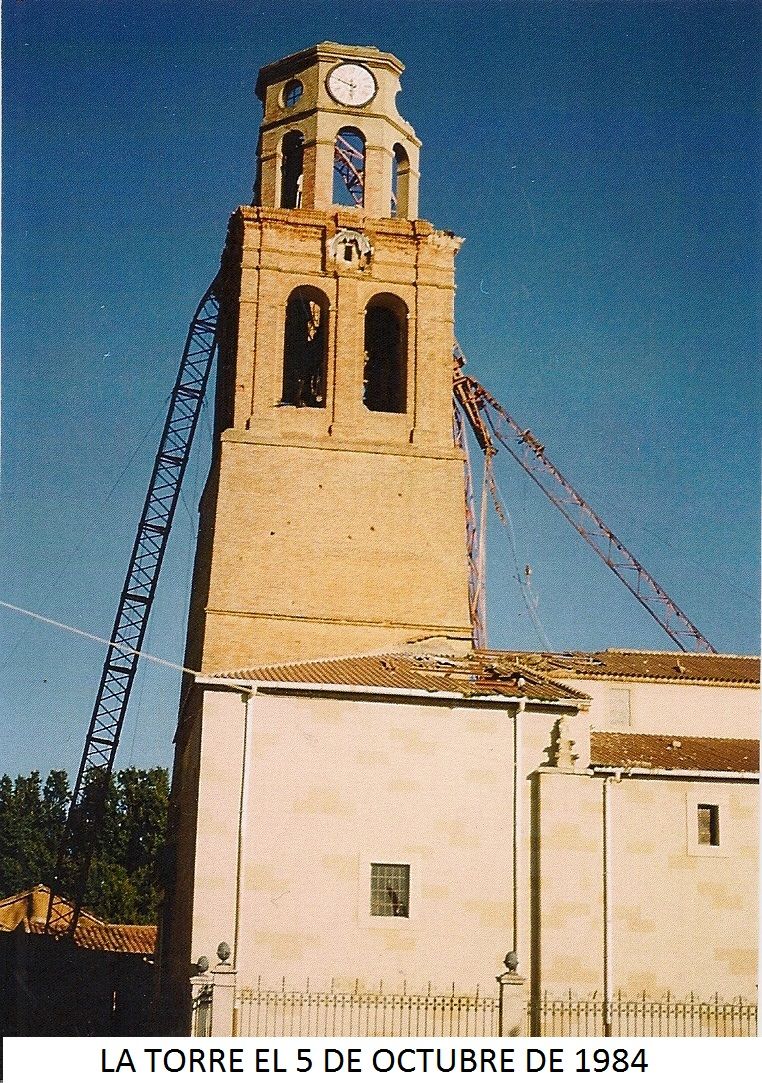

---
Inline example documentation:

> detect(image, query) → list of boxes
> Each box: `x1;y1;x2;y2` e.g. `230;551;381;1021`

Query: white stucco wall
563;678;758;739
189;687;577;994
535;769;758;1000
185;679;758;1008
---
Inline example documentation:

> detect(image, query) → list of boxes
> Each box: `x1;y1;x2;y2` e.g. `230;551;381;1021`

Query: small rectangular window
697;804;720;847
609;688;631;728
370;863;410;917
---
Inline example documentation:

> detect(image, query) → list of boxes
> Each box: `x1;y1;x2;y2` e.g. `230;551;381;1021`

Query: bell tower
185;42;472;674
162;43;474;1032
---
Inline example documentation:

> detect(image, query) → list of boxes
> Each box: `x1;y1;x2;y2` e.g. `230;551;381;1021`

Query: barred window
370;863;410;917
697;804;720;847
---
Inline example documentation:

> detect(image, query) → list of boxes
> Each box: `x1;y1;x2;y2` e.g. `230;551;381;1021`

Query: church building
158;43;759;1037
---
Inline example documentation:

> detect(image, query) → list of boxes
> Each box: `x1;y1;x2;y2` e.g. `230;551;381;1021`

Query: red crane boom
453;367;716;654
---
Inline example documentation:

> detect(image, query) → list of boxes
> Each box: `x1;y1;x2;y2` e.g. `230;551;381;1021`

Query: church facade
158;43;759;1036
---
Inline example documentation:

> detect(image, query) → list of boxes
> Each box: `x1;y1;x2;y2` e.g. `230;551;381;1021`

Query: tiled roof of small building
71;923;156;954
0;885;156;955
208;649;590;704
516;649;759;687
590;732;759;774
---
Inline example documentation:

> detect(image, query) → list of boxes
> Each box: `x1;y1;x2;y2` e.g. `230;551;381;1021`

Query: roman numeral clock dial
326;62;377;107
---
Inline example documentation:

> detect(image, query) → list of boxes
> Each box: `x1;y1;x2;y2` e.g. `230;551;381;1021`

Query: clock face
326;63;376;107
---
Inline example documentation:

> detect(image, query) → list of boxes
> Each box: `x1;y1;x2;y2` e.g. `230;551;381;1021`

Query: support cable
484;457;553;650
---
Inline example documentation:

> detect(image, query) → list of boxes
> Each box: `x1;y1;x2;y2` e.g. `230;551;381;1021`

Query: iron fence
199;978;757;1039
532;991;757;1038
191;983;213;1038
235;979;500;1038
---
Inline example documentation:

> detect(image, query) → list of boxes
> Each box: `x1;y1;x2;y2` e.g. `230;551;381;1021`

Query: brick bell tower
185;41;473;675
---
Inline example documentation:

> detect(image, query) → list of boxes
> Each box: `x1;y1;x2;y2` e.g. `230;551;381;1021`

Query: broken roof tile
207;650;589;704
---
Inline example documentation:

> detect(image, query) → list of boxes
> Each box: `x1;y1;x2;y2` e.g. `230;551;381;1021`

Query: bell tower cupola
255;42;420;218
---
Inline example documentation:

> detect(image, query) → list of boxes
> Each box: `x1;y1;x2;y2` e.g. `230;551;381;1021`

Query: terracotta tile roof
72;923;156;955
0;885;155;955
208;649;589;705
514;649;759;687
0;885;104;932
24;921;156;955
590;732;759;774
209;648;758;695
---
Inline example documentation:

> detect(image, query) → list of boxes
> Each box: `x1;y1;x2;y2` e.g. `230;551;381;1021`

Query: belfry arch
391;144;411;218
333;127;365;207
281;286;329;408
280;130;304;209
363;294;407;414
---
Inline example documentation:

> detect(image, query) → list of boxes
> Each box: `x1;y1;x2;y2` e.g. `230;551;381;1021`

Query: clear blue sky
2;1;759;779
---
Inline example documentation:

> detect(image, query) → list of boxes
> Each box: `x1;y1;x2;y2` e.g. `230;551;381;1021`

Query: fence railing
195;976;758;1039
235;979;500;1038
191;983;213;1038
532;992;758;1038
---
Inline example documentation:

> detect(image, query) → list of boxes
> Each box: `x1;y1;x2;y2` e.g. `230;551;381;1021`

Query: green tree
0;770;69;896
85;767;169;923
0;766;167;924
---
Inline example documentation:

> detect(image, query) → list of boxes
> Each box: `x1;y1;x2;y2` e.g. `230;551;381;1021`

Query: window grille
283;80;303;109
370;863;410;917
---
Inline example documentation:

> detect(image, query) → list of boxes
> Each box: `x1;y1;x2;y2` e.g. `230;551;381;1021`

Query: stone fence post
200;941;238;1037
497;953;526;1037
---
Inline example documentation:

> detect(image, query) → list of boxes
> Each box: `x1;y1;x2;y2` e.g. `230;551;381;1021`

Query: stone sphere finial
195;955;210;975
217;941;231;964
504;950;519;973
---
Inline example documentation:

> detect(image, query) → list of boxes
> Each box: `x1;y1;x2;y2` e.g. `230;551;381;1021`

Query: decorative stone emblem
328;228;373;271
555;718;579;771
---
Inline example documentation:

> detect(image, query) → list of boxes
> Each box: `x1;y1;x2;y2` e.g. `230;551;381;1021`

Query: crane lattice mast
45;275;223;936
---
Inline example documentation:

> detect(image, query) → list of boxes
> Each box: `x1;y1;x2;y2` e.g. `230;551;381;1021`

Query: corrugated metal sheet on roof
0;885;105;932
208;650;589;704
590;732;759;774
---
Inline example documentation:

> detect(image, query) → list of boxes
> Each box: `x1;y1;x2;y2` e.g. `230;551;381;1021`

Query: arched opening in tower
280;131;304;209
333;127;365;207
281;287;328;407
391;144;410;218
363;296;407;413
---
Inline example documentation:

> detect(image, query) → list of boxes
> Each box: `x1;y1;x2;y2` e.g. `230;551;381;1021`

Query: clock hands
327;64;375;105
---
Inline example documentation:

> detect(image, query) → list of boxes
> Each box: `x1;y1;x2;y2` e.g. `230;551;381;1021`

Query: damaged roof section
205;646;760;700
206;650;590;705
590;732;760;775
